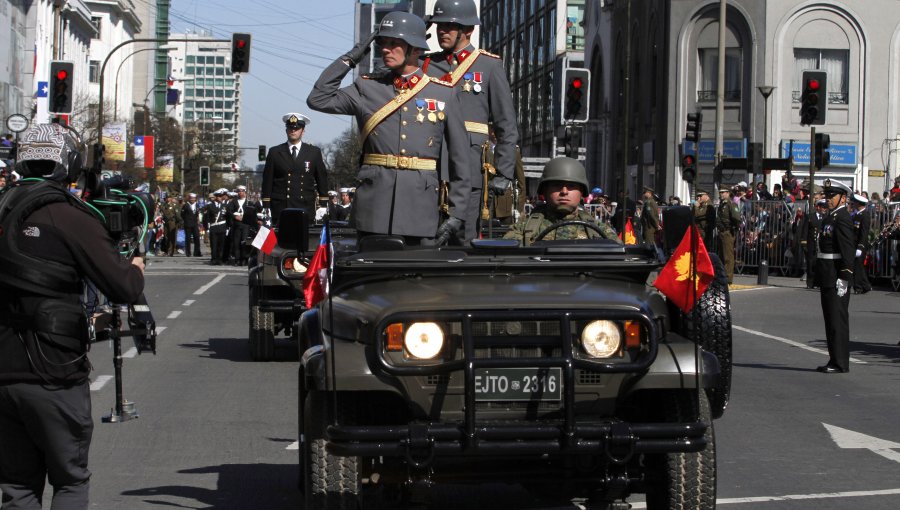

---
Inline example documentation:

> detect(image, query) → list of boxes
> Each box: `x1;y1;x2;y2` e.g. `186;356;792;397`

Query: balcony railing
697;90;741;102
791;90;848;104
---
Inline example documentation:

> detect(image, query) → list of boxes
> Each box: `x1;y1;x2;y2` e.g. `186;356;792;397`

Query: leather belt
211;221;226;226
464;121;489;135
363;153;437;171
817;253;841;259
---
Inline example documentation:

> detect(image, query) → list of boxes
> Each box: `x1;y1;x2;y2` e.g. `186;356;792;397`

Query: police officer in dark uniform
181;192;202;257
0;124;145;509
226;185;251;265
849;193;872;294
261;113;328;223
423;0;518;242
816;179;855;373
307;11;470;245
206;188;229;265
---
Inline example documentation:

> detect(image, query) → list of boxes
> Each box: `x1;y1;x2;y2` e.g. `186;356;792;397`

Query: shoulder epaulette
476;48;502;59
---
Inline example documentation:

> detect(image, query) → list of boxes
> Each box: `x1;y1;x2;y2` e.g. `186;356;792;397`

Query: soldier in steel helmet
307;11;469;246
816;179;855;373
503;157;619;245
423;0;518;242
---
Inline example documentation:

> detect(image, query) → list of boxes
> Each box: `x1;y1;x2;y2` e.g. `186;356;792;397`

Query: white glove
855;249;862;257
836;278;848;298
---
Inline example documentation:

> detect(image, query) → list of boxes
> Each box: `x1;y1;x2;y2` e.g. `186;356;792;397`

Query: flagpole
690;223;702;411
324;218;338;426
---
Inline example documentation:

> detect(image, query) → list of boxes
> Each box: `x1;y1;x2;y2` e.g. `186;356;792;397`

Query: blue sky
170;0;357;163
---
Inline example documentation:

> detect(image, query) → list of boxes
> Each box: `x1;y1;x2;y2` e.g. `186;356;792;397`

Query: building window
89;60;100;83
186;55;195;64
91;17;101;37
793;48;849;104
565;1;585;51
698;48;741;102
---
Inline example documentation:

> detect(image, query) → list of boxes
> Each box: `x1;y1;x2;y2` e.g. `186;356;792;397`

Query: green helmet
378;11;429;50
539;157;589;194
428;0;481;26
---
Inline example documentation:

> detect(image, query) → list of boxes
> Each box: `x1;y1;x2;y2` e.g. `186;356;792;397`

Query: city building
85;0;142;124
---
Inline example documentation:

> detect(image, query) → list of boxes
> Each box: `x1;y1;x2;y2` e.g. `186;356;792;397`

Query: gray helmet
428;0;481;26
539;157;589;194
378;11;429;50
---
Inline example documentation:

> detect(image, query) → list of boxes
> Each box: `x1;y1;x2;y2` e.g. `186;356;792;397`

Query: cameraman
0;124;145;509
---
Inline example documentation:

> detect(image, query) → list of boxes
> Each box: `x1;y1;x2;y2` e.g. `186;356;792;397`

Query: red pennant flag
653;225;715;313
251;226;278;255
303;225;330;308
619;218;637;245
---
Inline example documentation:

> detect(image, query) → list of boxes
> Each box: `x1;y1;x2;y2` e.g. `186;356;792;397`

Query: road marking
157;326;167;335
628;488;900;507
824;423;900;464
182;299;195;306
167;310;182;319
124;347;137;358
194;273;227;295
732;325;867;364
90;375;113;391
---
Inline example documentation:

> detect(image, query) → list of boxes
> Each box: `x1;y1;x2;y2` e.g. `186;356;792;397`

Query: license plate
474;367;562;402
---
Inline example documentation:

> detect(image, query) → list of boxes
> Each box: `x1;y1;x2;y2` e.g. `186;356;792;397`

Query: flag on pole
652;225;715;312
251;225;278;255
303;224;331;308
619;217;637;245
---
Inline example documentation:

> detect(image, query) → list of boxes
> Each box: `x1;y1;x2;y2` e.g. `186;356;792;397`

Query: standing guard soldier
850;193;872;294
640;186;660;246
692;189;715;251
182;192;202;257
816;179;855;373
307;11;470;245
227;185;251;266
424;0;518;242
717;186;741;284
261;113;328;224
206;189;229;265
162;194;183;256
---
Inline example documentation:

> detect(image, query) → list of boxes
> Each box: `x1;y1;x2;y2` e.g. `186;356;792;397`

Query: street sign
6;114;28;133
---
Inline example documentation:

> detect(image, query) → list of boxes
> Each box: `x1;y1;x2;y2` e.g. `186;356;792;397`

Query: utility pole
714;0;727;194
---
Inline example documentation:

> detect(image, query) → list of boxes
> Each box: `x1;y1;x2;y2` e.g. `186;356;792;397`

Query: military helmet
427;0;481;27
378;11;429;50
538;157;589;194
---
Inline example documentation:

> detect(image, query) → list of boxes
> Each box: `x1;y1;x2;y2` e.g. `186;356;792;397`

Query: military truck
280;208;731;509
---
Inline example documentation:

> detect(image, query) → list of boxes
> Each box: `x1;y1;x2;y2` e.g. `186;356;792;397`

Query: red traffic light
571;78;583;89
806;78;820;91
682;155;695;165
56;69;68;80
236;39;247;49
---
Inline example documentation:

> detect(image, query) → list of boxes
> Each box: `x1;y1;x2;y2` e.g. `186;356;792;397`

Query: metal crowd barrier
865;202;900;287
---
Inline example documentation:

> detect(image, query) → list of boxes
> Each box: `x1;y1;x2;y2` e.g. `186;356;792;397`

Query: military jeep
280;208;731;509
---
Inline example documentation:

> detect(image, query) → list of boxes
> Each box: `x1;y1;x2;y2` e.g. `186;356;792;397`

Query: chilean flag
135;135;154;168
251;225;278;255
303;224;330;308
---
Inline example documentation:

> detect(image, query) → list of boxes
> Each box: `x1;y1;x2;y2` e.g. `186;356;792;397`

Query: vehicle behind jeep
283;209;731;509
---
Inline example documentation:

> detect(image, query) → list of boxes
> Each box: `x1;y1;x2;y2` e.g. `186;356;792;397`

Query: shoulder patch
476;49;502;60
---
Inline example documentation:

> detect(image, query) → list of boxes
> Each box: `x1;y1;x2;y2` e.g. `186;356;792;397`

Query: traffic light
681;154;697;183
685;112;703;143
747;142;762;175
49;61;74;114
562;68;590;123
800;70;827;125
258;145;266;161
231;33;252;73
199;166;210;186
814;133;831;169
564;125;583;158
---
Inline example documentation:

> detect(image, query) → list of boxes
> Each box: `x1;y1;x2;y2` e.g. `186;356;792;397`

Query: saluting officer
816;179;856;373
692;189;715;251
424;0;518;242
261;113;328;223
716;186;741;284
307;11;470;245
640;186;660;246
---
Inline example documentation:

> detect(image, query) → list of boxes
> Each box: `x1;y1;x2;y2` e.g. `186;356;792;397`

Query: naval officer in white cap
261;113;328;223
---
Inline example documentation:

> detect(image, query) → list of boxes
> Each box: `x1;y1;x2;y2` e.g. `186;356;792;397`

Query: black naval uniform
226;196;250;265
851;206;872;293
261;142;328;223
816;204;855;372
181;200;202;257
206;198;228;265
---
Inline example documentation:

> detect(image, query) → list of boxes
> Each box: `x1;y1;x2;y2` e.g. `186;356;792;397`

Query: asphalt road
39;256;900;508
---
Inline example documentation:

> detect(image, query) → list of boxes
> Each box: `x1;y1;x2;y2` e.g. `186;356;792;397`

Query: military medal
415;99;426;123
426;99;437;123
462;72;473;92
305;161;310;173
472;72;483;93
436;101;446;121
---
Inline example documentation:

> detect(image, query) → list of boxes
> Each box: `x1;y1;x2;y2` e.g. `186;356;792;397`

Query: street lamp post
757;85;775;184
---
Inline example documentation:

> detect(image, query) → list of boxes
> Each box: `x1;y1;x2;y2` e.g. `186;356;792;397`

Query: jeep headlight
404;322;444;359
283;257;307;274
581;320;621;358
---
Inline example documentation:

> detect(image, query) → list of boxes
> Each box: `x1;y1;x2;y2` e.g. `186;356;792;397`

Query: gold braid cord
359;77;431;145
481;141;496;221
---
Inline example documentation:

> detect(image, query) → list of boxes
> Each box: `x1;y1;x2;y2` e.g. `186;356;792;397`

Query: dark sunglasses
825;192;841;198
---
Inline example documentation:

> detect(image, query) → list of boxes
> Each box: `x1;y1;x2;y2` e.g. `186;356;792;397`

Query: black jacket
261;142;328;212
816;205;855;287
182;201;201;228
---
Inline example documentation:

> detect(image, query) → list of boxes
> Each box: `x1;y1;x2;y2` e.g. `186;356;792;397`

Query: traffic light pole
809;126;816;212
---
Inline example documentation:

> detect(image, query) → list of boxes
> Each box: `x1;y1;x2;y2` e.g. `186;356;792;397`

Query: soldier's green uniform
503;207;619;246
693;190;715;251
640;187;660;245
716;187;741;283
162;198;183;256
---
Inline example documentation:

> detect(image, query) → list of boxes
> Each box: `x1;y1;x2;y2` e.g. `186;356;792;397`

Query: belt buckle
397;155;412;169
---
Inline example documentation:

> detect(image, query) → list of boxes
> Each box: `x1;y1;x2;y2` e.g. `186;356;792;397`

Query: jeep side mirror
277;208;310;253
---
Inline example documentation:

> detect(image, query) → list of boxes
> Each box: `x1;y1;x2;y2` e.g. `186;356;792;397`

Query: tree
325;127;362;190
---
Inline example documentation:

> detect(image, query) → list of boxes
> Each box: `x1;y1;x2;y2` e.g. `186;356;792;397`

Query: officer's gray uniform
425;44;518;241
307;60;469;238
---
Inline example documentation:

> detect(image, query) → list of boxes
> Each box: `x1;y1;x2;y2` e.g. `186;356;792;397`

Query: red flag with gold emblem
653;225;715;312
619;218;637;245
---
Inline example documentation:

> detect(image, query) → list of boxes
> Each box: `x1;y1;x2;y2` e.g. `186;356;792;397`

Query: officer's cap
695;189;708;196
283;113;310;129
642;186;654;193
214;188;228;196
236;185;247;192
188;192;197;198
822;178;851;196
328;190;338;197
851;193;868;205
719;186;732;194
815;199;827;207
228;191;238;197
339;187;351;194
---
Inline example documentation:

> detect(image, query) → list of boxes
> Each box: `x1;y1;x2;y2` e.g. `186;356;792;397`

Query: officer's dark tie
291;146;298;160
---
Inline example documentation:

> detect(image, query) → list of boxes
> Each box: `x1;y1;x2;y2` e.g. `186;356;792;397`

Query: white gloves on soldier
836;278;849;298
855;249;862;258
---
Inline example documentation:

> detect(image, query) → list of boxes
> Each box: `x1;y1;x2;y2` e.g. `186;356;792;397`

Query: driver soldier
504;157;619;245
